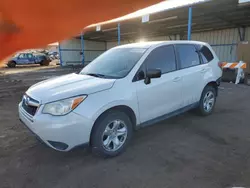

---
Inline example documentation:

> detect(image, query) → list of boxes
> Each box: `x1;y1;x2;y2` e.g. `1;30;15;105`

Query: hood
26;73;116;103
11;57;18;61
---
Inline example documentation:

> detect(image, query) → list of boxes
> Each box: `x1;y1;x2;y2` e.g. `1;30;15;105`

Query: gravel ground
0;66;250;188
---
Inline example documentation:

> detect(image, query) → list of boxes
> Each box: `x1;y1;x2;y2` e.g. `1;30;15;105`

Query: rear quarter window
198;45;214;64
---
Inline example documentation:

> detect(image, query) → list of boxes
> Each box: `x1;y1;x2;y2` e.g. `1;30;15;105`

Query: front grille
22;95;39;116
22;101;38;116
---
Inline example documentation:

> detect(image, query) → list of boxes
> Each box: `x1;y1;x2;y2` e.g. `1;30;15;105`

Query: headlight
42;95;87;116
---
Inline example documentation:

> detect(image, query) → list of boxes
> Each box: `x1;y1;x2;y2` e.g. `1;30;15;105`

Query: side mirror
144;69;161;85
147;69;161;78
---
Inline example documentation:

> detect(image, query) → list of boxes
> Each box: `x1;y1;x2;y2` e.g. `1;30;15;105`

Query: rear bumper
215;77;222;96
216;77;221;86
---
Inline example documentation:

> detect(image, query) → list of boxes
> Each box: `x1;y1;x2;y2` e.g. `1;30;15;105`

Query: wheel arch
7;60;17;67
8;60;16;64
197;81;218;116
205;81;218;96
89;105;137;145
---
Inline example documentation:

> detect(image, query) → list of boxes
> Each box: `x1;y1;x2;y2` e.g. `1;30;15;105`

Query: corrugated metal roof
87;0;209;28
82;0;250;41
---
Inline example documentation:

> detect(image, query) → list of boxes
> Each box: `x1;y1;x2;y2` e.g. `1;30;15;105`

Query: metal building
59;0;250;66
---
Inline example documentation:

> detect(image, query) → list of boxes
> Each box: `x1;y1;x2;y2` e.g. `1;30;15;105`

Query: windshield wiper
83;73;119;79
85;73;108;78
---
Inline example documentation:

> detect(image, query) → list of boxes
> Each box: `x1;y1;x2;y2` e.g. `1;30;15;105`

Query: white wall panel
85;40;106;50
60;38;81;66
192;27;250;62
106;34;180;50
192;28;240;44
60;39;106;65
145;35;180;41
61;27;250;66
106;42;117;49
107;41;133;49
84;40;106;64
60;38;81;49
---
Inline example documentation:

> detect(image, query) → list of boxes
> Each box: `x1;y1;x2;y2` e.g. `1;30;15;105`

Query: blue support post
80;32;85;65
118;23;121;45
187;7;193;40
58;43;63;66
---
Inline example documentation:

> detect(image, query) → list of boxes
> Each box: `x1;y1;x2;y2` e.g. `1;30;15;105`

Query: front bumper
19;103;93;151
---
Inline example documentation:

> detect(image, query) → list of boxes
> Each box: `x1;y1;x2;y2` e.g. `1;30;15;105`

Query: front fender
92;100;139;124
74;90;140;126
10;58;18;62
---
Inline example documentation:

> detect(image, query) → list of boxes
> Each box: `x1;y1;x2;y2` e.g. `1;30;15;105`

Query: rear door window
176;44;200;69
27;53;34;59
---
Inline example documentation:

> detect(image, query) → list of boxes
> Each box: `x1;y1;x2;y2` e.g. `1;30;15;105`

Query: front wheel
7;61;16;68
197;86;217;116
91;111;133;158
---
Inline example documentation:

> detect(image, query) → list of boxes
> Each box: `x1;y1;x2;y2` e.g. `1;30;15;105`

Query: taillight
218;61;224;70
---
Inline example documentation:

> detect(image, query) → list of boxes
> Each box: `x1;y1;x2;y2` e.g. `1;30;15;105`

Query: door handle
173;77;181;82
200;68;207;73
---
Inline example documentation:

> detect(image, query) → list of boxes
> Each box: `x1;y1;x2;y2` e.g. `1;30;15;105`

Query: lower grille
48;141;69;150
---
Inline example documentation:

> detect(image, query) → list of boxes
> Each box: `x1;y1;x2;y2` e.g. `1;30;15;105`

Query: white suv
19;41;222;157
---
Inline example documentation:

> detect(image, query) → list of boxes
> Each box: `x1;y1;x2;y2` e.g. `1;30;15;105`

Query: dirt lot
1;66;250;188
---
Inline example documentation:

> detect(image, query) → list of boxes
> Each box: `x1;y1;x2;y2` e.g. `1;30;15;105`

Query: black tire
40;59;50;66
91;111;133;158
7;61;16;68
197;85;217;116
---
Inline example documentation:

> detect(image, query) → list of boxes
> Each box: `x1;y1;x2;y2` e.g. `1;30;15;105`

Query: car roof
114;40;208;49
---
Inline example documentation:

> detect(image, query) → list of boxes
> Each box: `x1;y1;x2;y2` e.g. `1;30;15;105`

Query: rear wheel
40;59;50;66
7;61;16;68
91;111;133;157
197;85;217;116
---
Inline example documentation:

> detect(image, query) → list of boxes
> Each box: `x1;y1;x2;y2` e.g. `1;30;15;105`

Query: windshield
80;48;147;79
14;53;21;57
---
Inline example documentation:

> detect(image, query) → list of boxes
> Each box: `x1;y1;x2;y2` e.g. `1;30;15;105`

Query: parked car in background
48;51;59;61
36;49;49;56
7;52;50;68
19;41;222;157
